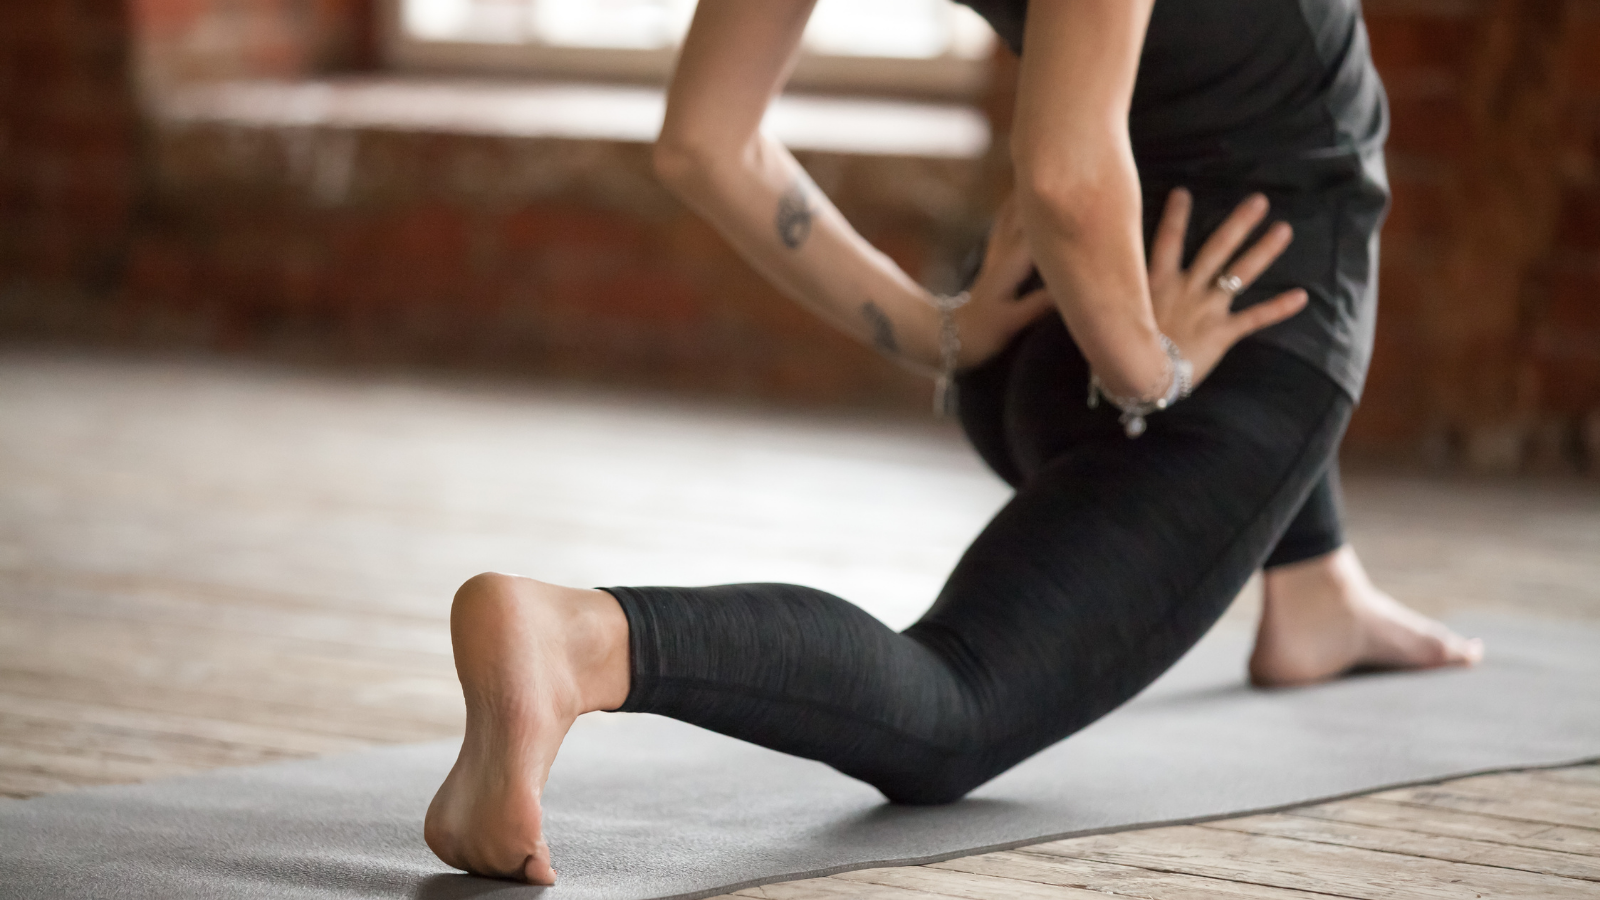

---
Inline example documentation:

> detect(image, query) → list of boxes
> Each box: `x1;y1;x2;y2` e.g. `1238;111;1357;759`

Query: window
385;0;996;99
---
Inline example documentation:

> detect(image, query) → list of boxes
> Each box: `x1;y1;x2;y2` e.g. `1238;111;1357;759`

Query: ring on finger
1213;273;1244;297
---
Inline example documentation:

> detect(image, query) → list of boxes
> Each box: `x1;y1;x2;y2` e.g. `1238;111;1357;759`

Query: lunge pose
425;0;1483;883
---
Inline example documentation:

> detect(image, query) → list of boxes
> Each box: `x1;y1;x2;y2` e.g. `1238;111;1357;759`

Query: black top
959;0;1390;399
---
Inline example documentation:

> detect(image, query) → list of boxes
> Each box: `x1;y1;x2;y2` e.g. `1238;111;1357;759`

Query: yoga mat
4;613;1598;900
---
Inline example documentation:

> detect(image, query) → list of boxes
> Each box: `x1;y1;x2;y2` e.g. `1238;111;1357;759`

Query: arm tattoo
775;180;814;249
860;301;899;356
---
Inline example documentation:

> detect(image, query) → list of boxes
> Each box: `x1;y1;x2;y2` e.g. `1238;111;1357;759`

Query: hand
953;193;1056;368
1149;188;1308;386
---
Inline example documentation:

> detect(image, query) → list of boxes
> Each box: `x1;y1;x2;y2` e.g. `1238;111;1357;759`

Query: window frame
378;0;992;100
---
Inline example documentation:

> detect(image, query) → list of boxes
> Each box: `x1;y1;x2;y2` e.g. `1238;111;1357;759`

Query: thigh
905;338;1352;767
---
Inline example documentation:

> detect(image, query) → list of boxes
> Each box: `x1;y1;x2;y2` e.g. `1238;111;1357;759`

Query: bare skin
427;548;1485;883
1251;545;1485;687
423;573;629;885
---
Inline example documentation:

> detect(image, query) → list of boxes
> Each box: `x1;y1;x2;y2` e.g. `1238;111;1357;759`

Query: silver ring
1213;273;1244;296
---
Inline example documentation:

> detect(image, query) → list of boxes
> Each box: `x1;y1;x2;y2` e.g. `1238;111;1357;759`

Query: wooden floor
2;350;1598;898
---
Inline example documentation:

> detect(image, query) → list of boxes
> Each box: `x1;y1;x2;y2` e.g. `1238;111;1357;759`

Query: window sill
152;75;991;160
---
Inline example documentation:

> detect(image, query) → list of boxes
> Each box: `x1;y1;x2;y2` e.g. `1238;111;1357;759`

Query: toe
1449;636;1485;666
523;851;557;885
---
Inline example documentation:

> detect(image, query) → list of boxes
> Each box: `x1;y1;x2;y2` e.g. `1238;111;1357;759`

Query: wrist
1089;328;1171;401
925;289;971;416
1088;332;1194;438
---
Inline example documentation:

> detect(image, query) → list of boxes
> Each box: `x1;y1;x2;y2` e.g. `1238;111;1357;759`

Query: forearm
1007;0;1171;401
1014;149;1169;399
654;132;942;373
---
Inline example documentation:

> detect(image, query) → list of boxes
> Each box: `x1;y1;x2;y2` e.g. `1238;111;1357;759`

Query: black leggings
958;320;1347;571
605;322;1353;804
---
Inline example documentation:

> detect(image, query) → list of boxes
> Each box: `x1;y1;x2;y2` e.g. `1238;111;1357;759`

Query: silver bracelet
1086;334;1194;437
929;290;971;417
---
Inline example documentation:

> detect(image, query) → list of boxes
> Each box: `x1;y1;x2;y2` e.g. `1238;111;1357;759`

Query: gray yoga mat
4;612;1598;900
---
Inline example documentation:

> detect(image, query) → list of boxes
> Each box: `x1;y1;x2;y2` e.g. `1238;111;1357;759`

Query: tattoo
775;180;814;249
861;301;899;355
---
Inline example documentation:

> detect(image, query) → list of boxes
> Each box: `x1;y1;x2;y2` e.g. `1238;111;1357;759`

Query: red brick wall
5;0;1600;469
129;119;976;406
1357;0;1600;468
131;0;374;89
0;0;141;330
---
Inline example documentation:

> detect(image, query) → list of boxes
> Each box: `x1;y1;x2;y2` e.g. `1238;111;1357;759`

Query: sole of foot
424;572;628;884
1250;546;1485;688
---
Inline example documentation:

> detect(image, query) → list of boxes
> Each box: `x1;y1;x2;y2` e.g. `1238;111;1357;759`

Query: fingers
1012;266;1044;300
1014;287;1053;312
999;287;1054;333
1188;193;1268;286
1219;221;1294;290
1149;188;1190;279
1228;288;1308;340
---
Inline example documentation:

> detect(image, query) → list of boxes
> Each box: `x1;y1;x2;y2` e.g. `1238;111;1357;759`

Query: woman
424;0;1483;883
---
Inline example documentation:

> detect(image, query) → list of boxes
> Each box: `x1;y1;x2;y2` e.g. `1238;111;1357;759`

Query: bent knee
872;753;998;805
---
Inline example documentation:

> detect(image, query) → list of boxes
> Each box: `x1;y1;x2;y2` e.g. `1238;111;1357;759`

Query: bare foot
1250;546;1484;687
424;573;630;884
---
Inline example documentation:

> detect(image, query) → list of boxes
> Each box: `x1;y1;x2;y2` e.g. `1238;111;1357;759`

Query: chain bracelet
1086;334;1194;437
929;290;972;417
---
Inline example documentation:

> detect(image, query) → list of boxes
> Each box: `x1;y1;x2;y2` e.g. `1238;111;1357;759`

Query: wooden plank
1534;766;1600;788
1377;783;1600;831
1204;812;1600;881
0;742;198;786
1443;771;1600;810
1029;823;1597;899
0;669;455;745
1291;796;1600;858
0;570;454;657
0;691;371;757
731;878;952;899
931;850;1340;899
0;604;458;688
0;766;83;798
0;711;307;772
0;615;464;732
832;866;1111;899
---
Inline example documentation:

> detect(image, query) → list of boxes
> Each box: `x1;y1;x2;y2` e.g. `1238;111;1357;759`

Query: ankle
563;588;631;712
1263;545;1357;604
450;574;631;713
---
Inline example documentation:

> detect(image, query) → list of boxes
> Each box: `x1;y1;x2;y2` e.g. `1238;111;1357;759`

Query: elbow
1010;136;1130;241
1012;165;1102;243
652;130;737;200
651;134;703;196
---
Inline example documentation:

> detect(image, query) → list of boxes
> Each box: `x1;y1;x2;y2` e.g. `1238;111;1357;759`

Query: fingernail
1250;193;1268;210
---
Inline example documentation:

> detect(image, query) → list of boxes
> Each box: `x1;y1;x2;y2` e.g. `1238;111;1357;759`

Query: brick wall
4;0;1599;469
131;0;375;89
129;114;979;406
0;0;141;330
1358;0;1600;468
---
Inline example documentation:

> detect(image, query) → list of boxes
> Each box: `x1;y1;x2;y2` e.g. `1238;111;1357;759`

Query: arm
1011;1;1307;397
653;0;1047;372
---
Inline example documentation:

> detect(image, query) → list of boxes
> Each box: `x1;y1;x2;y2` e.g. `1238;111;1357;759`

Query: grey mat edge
632;752;1600;900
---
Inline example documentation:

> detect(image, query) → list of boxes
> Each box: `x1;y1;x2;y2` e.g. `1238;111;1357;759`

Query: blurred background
2;0;1598;467
0;0;1598;801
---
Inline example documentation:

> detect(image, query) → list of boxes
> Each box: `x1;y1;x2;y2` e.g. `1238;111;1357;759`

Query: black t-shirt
960;0;1389;399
